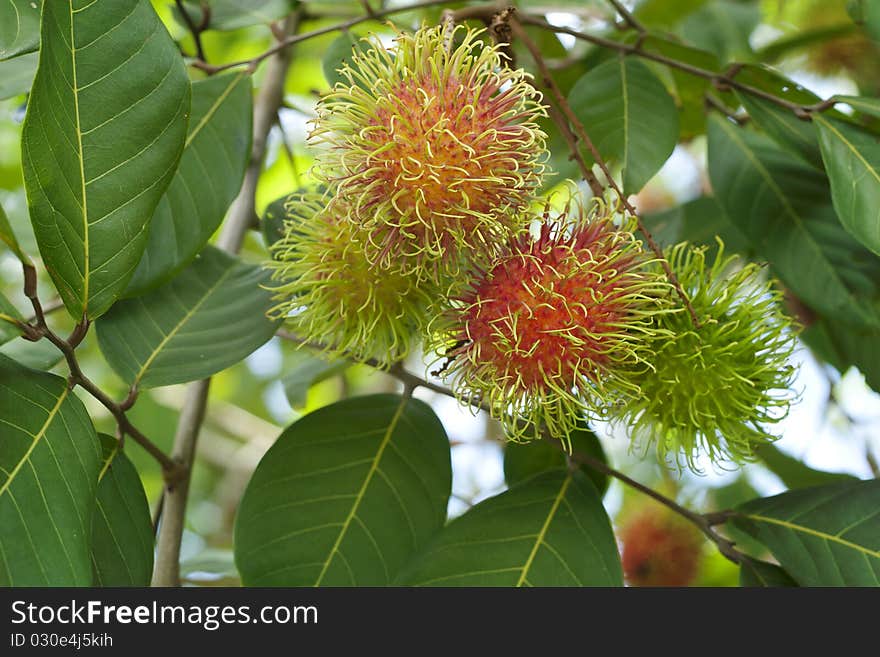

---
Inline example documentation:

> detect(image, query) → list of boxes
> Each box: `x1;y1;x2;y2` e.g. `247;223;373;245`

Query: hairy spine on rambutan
617;241;799;470
310;24;548;283
431;193;670;442
265;193;440;363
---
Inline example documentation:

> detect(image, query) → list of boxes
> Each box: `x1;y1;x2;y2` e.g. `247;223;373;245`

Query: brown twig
152;11;304;587
192;0;458;74
518;14;841;121
509;17;702;328
705;93;751;125
18;273;180;479
276;329;491;413
276;327;744;564
175;0;209;64
553;438;745;565
605;0;646;32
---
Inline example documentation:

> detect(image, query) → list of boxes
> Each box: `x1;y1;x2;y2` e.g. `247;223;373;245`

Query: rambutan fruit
310;24;548;282
431;193;669;442
618;242;798;470
619;504;705;587
265;192;439;363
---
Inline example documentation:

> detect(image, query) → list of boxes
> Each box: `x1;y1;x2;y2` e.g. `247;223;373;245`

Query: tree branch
605;0;645;32
509;16;702;328
150;379;210;587
192;0;458;74
276;328;491;412
556;439;745;565
276;327;745;564
518;13;840;120
174;0;209;63
16;263;179;478
151;10;303;587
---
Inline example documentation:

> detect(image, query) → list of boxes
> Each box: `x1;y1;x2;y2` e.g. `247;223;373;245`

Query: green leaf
641;195;751;256
568;56;679;193
732;480;880;586
0;50;36;100
680;0;760;62
849;0;880;41
90;434;154;586
0;354;102;586
178;0;295;31
755;444;860;490
0;0;41;60
21;0;190;319
96;246;280;388
639;35;719;139
262;191;296;248
815;115;880;256
729;66;830;169
282;353;349;408
504;426;609;495
0;336;64;371
234;394;452;586
397;471;622;586
322;31;364;89
738;94;822;168
0;292;23;345
802;315;880;392
707;115;880;329
831;94;880;119
634;0;707;30
125;72;253;296
0;201;29;263
739;557;798;587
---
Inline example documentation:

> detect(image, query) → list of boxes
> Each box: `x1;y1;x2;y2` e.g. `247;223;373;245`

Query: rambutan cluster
266;23;799;470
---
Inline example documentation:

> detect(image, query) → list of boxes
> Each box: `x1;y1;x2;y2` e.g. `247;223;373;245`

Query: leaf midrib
620;57;629;187
816;115;880;185
97;442;119;482
714;117;858;310
133;264;236;386
185;72;246;149
0;387;69;498
314;395;409;586
744;512;880;559
515;474;571;587
68;1;89;313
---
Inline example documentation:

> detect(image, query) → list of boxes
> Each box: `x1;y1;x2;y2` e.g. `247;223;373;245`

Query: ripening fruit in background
782;0;880;90
619;504;705;587
310;24;548;283
616;242;798;470
265;193;440;363
431;193;670;442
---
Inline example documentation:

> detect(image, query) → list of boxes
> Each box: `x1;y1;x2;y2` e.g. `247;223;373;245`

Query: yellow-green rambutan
310;24;548;282
265;192;439;363
617;242;799;470
431;193;670;442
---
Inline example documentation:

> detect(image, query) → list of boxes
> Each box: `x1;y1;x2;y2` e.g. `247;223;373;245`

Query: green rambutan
310;23;548;282
618;241;798;470
265;192;439;363
431;193;669;442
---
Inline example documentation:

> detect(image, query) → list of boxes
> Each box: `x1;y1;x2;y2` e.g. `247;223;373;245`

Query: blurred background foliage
1;0;878;586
